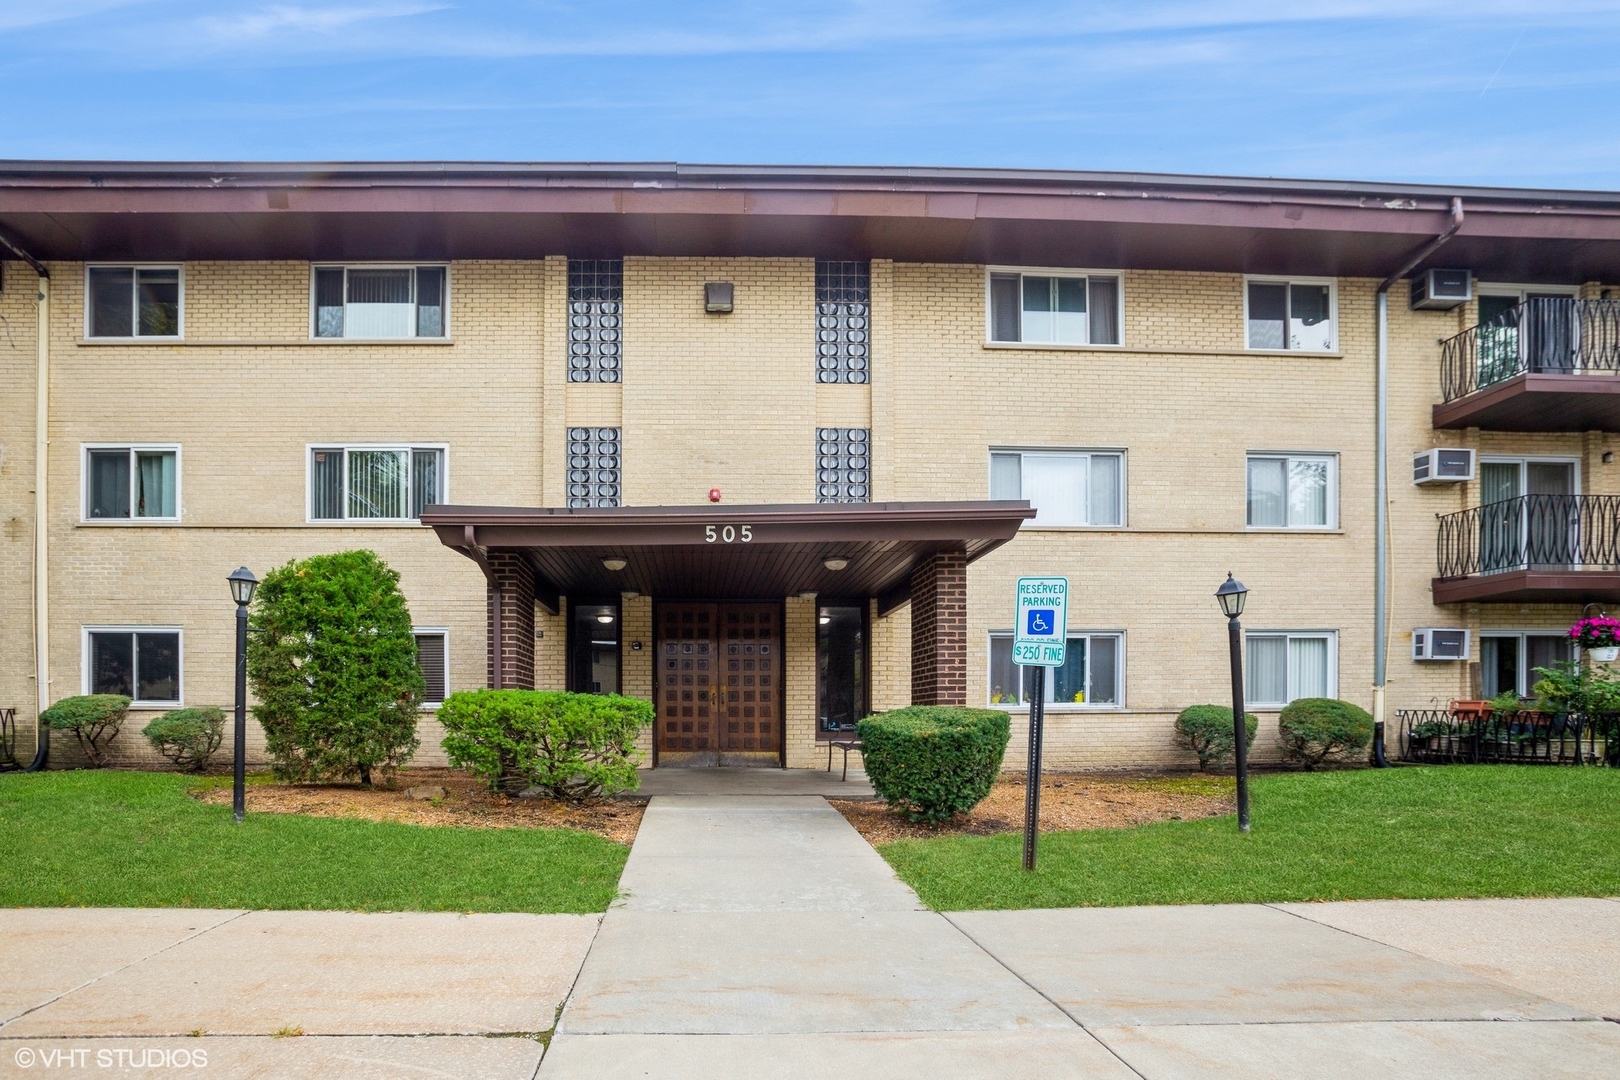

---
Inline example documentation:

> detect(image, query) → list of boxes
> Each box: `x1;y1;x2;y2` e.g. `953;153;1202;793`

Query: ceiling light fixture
597;613;615;623
602;557;628;572
823;557;849;572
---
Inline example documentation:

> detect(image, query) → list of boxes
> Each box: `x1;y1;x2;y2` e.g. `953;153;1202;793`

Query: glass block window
815;260;870;384
568;427;622;508
568;258;623;383
816;428;870;503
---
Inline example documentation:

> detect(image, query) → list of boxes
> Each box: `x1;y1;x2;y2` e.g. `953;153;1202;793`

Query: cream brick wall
7;253;1600;774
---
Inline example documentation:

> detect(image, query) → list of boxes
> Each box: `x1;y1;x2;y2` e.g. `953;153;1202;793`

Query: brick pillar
910;550;968;706
485;551;536;689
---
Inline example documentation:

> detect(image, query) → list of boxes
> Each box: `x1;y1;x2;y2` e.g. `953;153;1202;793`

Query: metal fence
1435;494;1620;579
1440;297;1620;402
1395;708;1619;766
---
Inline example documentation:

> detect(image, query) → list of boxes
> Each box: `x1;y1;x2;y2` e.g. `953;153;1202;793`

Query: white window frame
83;264;185;340
1478;630;1578;698
1244;630;1338;708
989;447;1127;528
308;263;451;340
413;627;449;708
305;443;449;524
1245;451;1339;530
81;625;184;708
984;266;1126;347
1475;283;1580;304
986;630;1126;711
1478;455;1583;497
1243;275;1338;353
80;443;183;523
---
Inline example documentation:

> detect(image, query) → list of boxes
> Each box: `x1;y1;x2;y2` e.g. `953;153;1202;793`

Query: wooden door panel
721;604;780;754
656;604;716;754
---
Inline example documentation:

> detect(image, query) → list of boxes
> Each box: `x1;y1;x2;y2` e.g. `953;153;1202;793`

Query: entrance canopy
422;500;1034;612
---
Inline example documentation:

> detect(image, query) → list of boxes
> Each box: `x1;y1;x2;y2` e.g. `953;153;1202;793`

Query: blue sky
3;1;1620;188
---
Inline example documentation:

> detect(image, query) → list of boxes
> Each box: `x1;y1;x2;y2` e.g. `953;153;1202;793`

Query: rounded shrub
247;549;423;785
856;706;1011;822
142;707;225;771
40;694;130;767
439;689;653;800
1277;697;1374;770
1174;705;1258;771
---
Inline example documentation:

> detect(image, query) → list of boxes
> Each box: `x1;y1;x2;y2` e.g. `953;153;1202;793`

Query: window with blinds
309;445;446;521
990;449;1123;526
1245;632;1336;706
987;269;1121;346
414;631;448;705
312;265;447;339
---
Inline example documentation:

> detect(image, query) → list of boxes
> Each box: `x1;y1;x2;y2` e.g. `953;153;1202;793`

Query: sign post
1014;576;1068;871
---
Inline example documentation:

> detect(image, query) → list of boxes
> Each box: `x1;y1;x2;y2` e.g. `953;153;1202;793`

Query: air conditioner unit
1410;269;1472;310
1414;448;1475;485
1413;628;1470;662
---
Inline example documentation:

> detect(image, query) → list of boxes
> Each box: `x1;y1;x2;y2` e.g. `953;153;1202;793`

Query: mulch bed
830;772;1234;844
191;767;645;844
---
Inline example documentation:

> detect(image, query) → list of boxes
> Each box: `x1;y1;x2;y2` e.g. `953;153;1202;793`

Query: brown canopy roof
421;501;1035;612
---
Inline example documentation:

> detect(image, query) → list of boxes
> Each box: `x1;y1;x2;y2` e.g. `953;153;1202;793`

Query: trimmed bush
40;694;130;767
247;550;423;785
438;690;653;800
856;706;1011;822
1175;705;1259;771
1277;697;1374;770
141;708;225;772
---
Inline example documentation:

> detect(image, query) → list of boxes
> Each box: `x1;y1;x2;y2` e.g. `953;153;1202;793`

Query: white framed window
311;265;448;339
82;445;180;521
987;267;1122;346
85;265;183;339
1244;277;1336;351
1245;631;1336;707
1247;452;1337;529
83;626;183;707
308;445;447;522
988;632;1123;708
990;448;1124;527
414;629;448;707
1479;632;1574;698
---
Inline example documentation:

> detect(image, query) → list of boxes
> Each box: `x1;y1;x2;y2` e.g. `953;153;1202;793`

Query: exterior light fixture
823;557;849;571
596;613;615;623
226;566;258;824
602;557;628;572
819;613;831;625
1214;572;1251;833
704;282;734;313
228;566;259;606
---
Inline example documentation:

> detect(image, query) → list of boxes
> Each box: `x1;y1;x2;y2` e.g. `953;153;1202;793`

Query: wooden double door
656;602;782;764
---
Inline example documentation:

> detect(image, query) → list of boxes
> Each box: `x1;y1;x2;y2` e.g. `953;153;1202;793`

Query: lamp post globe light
1215;573;1251;833
228;567;258;824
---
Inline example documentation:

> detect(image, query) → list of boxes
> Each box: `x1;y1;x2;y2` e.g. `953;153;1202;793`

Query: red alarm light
708;488;722;503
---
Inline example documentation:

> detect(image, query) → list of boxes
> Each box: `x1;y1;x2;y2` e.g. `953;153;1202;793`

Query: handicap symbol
1026;609;1055;635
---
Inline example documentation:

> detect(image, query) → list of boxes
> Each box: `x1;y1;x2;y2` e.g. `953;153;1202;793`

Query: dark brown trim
1433;373;1620;432
1432;571;1620;605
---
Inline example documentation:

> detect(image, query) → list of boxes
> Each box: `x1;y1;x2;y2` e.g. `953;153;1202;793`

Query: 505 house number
704;524;753;543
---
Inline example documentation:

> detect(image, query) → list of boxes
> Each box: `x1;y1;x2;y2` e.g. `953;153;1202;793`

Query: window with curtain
312;266;447;339
1481;633;1572;698
1246;279;1336;351
1247;453;1335;528
414;630;448;705
87;628;182;704
87;266;181;338
990;449;1123;526
84;446;179;520
1245;632;1335;705
309;445;445;521
988;632;1122;706
988;270;1121;345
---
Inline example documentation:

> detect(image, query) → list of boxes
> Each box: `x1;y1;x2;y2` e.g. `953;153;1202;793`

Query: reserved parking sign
1013;577;1068;667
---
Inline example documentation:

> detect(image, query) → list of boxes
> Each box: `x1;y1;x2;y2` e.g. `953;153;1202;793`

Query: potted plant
1569;616;1620;663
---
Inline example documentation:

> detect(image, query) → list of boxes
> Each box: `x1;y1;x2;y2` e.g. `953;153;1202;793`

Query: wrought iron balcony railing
1436;494;1620;579
1439;297;1620;403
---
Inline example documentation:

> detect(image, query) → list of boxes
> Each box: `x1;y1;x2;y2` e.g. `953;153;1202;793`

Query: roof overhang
3;161;1620;281
421;500;1035;612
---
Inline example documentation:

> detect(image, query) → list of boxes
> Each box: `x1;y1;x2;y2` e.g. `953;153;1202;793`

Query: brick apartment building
2;161;1618;772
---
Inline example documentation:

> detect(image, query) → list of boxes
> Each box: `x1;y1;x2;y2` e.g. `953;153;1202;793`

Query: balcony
1434;494;1620;603
1434;298;1620;431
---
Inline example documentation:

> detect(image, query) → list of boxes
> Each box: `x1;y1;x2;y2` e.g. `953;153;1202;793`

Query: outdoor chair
825;737;862;781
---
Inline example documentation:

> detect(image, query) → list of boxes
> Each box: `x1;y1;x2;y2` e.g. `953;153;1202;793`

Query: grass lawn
878;766;1620;911
0;770;628;913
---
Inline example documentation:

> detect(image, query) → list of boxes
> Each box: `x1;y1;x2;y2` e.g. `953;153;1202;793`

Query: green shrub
1277;697;1374;770
141;708;225;771
40;694;130;767
1174;705;1259;771
247;550;423;785
438;690;653;800
856;706;1011;822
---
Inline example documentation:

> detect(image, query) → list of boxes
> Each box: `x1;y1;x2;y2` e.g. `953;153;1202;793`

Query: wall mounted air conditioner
1413;628;1470;661
1410;269;1472;310
1414;448;1475;485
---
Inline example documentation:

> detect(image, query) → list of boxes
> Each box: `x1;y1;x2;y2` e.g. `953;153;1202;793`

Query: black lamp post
227;567;258;824
1215;573;1251;833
